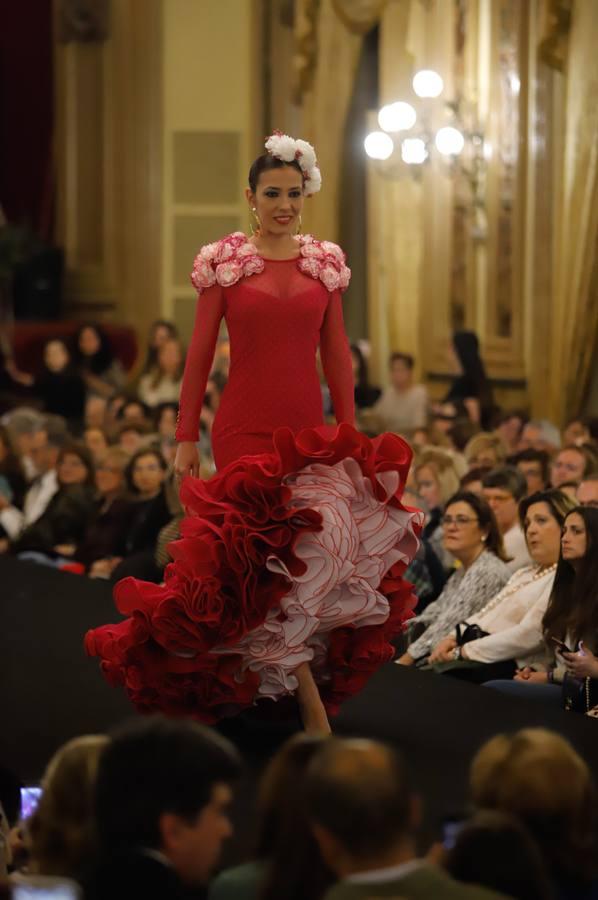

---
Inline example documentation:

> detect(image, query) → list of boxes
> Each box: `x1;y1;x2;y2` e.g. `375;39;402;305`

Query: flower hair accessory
265;131;322;196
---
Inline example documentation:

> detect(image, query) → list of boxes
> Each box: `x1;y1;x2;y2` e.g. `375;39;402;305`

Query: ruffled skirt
85;425;422;722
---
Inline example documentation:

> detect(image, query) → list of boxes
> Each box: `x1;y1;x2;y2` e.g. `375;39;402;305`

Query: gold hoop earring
295;214;303;236
250;207;261;237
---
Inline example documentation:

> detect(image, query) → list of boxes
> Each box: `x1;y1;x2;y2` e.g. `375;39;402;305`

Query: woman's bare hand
174;441;200;481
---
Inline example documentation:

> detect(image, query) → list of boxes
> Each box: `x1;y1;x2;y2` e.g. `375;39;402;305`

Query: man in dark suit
86;716;241;900
305;738;507;900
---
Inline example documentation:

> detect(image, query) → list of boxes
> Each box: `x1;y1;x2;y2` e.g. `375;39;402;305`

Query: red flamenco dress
85;233;422;722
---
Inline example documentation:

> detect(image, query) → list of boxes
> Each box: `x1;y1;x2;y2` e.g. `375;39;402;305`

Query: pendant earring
295;214;303;236
250;207;261;237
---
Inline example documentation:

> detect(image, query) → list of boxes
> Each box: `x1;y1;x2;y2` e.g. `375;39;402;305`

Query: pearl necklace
476;564;557;618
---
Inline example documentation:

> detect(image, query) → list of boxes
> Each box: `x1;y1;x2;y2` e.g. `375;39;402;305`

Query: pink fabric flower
300;241;325;259
298;257;323;280
320;264;341;292
243;256;265;277
199;242;219;261
215;260;243;286
191;257;216;291
321;241;345;262
216;242;234;263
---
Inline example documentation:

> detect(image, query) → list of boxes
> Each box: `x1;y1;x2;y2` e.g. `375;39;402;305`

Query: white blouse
464;565;556;669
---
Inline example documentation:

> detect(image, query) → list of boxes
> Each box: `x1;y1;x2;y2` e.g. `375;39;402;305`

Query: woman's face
122;402;145;422
563;420;589;446
470;447;499;469
248;166;305;238
152;324;172;349
84;428;108;460
158;339;183;374
442;500;486;558
58;452;89;486
44;340;69;373
132;453;165;495
158;407;177;437
79;327;101;357
524;502;562;567
95;458;125;496
561;512;587;563
551;449;585;488
416;465;441;511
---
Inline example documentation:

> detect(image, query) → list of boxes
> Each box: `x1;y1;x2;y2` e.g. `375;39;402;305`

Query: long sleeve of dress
175;283;225;443
319;290;355;426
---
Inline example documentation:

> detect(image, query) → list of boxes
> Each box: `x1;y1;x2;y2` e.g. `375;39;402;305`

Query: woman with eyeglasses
426;489;575;682
397;491;510;665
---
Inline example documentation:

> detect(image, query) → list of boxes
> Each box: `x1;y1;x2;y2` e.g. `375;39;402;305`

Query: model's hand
563;645;598;679
174;441;200;481
429;637;457;663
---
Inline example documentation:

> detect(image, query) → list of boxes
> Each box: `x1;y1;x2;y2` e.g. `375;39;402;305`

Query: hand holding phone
550;636;574;655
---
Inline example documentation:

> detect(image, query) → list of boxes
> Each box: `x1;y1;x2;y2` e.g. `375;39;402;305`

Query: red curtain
0;0;54;237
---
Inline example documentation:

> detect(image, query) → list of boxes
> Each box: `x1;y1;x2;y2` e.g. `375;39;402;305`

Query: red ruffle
85;424;419;722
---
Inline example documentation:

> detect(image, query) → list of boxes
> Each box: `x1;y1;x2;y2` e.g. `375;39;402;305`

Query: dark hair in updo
248;154;303;193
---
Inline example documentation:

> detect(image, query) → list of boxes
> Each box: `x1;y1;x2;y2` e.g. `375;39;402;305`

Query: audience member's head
482;467;527;536
305;738;416;878
388;352;414;391
350;344;370;390
28;735;108;880
255;735;334;900
460;465;492;496
495;411;527;452
464;432;507;470
470;728;597;888
95;447;130;499
519;420;561;453
519;489;576;569
0;424;25;479
56;443;95;488
415;448;461;514
447;420;480;453
83;427;110;463
125;448;167;498
155;403;178;439
29;417;69;477
563;417;591;447
445;810;552;900
543;506;598;652
442;490;508;563
74;324;115;373
84;396;108;430
117;422;150;456
43;339;72;375
143;319;179;372
4;408;45;459
119;399;150;423
578;473;598;508
551;445;596;489
510;448;550;496
95;717;240;886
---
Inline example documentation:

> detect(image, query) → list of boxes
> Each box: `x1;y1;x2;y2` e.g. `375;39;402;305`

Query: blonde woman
27;735;108;882
464;432;507;470
415;447;462;570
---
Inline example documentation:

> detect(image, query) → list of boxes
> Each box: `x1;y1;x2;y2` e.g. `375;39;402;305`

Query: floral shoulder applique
190;232;351;295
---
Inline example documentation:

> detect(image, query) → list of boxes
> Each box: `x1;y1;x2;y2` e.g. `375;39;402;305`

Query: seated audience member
578;474;598;507
138;337;185;408
401;489;446;614
428;489;575;681
397;492;510;665
510;448;550;496
519;420;561;454
84;395;108;433
34;339;86;427
482;467;531;573
74;323;127;399
464;432;507;470
141;319;179;375
0;424;27;510
415;448;462;571
87;716;241;900
118;398;151;424
8;443;96;562
445;811;553;900
550;445;597;489
350;344;381;410
75;448;135;572
470;728;598;899
486;506;598;707
155;402;179;465
98;448;171;582
371;352;428;436
116;420;151;456
27;735;108;883
563;417;592;447
305;737;504;900
210;735;333;900
495;411;527;456
460;466;492;496
83;426;110;463
3;407;46;480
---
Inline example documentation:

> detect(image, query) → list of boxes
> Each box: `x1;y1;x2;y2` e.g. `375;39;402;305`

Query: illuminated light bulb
364;131;394;160
378;101;417;133
401;138;428;165
435;126;465;156
412;69;444;98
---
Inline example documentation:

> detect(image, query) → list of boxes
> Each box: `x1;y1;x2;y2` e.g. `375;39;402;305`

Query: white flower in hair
265;131;322;195
265;132;297;163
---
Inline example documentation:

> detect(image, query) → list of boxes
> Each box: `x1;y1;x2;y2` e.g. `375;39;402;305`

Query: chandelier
365;69;488;229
